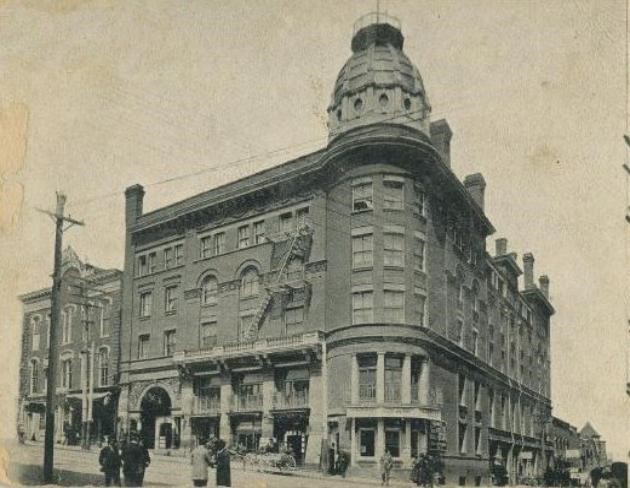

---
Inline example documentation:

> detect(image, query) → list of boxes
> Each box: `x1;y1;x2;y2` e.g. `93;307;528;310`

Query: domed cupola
327;13;432;142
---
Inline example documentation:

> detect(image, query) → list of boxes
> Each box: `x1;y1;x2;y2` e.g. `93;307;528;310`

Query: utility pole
38;192;84;483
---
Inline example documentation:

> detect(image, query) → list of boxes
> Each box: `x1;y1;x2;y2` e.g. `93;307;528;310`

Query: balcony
345;387;441;421
271;392;310;411
193;396;221;416
173;331;324;365
231;394;263;413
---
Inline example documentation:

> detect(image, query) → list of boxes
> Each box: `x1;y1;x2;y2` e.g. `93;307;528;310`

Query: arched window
240;268;259;298
31;316;41;351
30;359;39;394
98;347;109;386
201;275;218;305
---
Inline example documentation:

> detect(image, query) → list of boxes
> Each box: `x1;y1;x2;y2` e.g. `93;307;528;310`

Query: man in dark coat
121;435;151;487
99;437;122;486
214;439;231;487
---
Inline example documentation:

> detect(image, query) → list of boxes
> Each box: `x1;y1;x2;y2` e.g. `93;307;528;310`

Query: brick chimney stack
523;253;535;289
464;173;486;211
539;275;550;299
430;119;453;167
125;184;145;227
495;238;508;256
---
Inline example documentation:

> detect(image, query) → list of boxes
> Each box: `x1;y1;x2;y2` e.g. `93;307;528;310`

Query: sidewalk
25;441;415;486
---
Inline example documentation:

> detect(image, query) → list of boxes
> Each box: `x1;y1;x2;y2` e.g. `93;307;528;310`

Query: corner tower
327;13;432;142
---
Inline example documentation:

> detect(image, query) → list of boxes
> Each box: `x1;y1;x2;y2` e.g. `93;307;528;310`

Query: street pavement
1;441;413;487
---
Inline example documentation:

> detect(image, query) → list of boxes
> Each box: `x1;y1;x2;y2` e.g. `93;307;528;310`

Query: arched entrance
140;387;172;449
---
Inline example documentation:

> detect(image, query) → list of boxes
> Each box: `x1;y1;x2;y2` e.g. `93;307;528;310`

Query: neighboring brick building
580;422;608;471
17;247;122;445
117;14;555;484
550;417;582;469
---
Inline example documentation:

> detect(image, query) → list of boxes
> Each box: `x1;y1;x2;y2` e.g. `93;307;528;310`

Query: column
262;370;275;439
402;420;412;467
180;378;194;449
306;368;324;465
377;352;385;404
219;376;232;443
376;418;385;458
419;357;431;404
401;354;411;404
351;353;359;404
350;418;357;467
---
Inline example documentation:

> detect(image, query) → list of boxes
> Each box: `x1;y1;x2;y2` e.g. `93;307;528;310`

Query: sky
0;0;628;460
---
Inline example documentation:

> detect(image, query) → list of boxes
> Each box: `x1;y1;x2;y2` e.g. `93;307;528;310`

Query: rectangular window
352;179;373;212
457;285;464;310
139;291;152;317
164;247;173;269
148;252;156;273
385;430;401;458
174;244;184;266
138;334;149;360
253;221;265;244
239;313;255;341
164;330;176;356
137;255;147;276
201;321;217;348
455;320;464;346
472;329;479;356
352;290;373;324
414;289;427;326
488;342;494;366
358;355;377;401
384;356;402;402
359;429;375;457
384;231;404;267
352;233;373;268
285;306;305;336
99;349;109;386
296;207;310;228
62;359;72;389
280;212;293;233
458;422;467;453
100;303;110;337
384;289;404;323
200;236;212;258
414;185;426;216
383;176;404;210
213;233;225;255
475;426;482;454
165;285;178;313
414;236;426;271
458;373;467;406
238;225;250;249
32;329;40;351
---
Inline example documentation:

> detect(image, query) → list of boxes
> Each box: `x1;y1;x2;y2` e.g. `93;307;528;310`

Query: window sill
383;266;404;271
201;302;218;308
351;208;373;215
139;316;151;321
352;266;373;272
137;264;185;279
165;310;177;316
383;207;404;212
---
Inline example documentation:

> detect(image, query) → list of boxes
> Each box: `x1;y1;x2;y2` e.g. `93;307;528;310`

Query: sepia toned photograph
0;1;628;487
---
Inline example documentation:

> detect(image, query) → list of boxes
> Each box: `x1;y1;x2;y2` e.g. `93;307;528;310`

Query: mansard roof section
521;285;555;316
132;148;327;233
492;253;522;278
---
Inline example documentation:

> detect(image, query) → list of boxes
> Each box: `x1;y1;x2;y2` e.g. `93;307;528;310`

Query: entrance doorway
140;387;171;449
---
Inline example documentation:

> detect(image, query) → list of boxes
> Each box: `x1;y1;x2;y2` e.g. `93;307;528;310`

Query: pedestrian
214;439;231;488
99;437;122;487
190;439;213;487
379;449;394;486
121;434;151;487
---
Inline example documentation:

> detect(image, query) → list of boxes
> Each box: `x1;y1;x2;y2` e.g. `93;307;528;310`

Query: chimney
125;184;145;227
539;275;550;299
430;119;453;167
495;238;508;256
523;253;535;289
464;173;486;210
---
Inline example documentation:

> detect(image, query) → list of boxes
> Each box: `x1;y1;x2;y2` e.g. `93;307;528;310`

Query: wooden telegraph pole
38;193;84;483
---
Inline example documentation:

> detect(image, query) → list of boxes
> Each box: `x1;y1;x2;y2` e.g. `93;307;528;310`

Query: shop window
359;429;375;457
385;429;401;457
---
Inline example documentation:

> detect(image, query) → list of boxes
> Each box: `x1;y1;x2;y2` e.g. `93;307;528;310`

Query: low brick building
17;247;122;446
116;14;555;485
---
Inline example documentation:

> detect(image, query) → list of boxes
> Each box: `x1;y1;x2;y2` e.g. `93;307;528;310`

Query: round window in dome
354;98;364;113
379;93;389;108
404;97;412;111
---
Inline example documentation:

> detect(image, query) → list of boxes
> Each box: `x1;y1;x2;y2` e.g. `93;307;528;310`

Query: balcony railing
384;384;401;403
231;394;263;412
359;384;377;403
195;396;221;415
272;392;310;410
174;331;324;363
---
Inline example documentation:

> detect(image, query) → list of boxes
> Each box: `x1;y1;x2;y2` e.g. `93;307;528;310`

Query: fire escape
241;219;314;342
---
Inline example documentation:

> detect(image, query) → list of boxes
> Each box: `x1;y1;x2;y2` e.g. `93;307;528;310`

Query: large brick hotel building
114;14;556;484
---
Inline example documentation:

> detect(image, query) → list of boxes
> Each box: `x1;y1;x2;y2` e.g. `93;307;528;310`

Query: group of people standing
98;435;150;487
190;437;231;488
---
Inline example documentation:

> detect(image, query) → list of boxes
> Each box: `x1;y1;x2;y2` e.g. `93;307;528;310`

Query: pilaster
377;352;385;404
